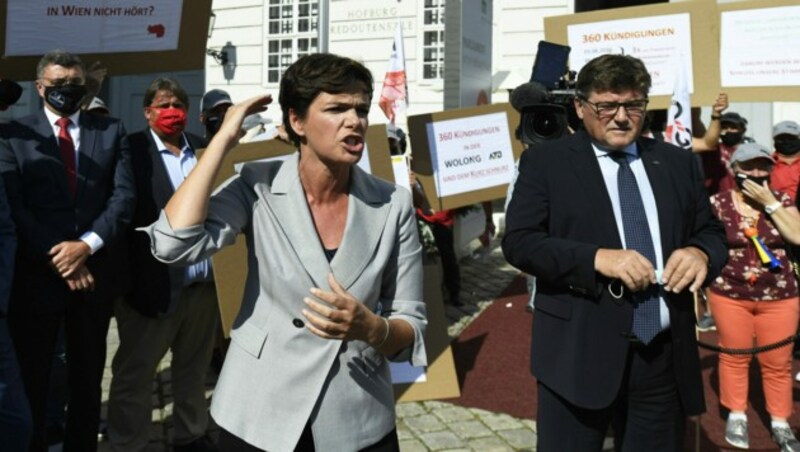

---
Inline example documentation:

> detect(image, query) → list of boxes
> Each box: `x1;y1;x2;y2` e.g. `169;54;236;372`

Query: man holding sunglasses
503;54;727;451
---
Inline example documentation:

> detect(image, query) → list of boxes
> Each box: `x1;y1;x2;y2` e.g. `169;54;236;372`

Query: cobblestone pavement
91;232;541;452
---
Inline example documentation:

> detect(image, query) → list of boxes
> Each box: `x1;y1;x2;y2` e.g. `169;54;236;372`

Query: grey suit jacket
144;152;427;451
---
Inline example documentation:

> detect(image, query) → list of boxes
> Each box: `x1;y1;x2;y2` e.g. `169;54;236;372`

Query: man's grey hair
36;50;85;79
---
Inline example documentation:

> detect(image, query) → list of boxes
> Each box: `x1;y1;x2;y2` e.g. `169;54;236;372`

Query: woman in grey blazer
142;54;427;451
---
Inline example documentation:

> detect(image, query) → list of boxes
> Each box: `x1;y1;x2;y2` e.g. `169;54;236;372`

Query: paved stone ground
87;230;545;451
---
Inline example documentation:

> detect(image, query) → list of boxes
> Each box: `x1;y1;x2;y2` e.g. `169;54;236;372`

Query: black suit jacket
0;171;15;316
502;130;727;415
125;129;207;317
0;111;135;312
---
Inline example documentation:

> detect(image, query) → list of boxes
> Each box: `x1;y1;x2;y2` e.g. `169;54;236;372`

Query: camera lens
529;112;560;137
519;105;568;145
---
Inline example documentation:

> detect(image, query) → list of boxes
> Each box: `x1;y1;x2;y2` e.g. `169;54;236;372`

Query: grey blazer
144;152;427;451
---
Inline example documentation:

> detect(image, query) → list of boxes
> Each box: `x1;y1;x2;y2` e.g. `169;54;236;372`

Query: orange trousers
708;291;799;418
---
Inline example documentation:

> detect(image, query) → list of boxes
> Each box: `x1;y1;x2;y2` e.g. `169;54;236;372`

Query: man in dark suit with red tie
503;54;727;451
0;50;135;451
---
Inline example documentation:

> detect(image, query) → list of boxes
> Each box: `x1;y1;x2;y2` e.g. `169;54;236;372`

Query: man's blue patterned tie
609;151;660;344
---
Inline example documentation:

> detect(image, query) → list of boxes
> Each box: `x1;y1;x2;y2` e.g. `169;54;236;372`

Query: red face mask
151;107;187;136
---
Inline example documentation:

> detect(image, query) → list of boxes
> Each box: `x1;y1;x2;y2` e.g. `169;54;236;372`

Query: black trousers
536;332;685;452
430;223;460;302
0;318;32;451
8;292;113;452
218;425;399;452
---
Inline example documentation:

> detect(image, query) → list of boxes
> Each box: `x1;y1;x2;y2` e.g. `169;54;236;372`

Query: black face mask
775;139;800;156
721;132;744;147
205;116;222;137
44;84;87;116
735;172;770;191
0;79;22;108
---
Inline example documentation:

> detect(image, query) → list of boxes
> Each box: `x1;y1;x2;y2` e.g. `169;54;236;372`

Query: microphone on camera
0;79;23;110
510;81;550;113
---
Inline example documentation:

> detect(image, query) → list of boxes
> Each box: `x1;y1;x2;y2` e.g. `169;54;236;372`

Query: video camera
0;78;23;111
511;41;579;146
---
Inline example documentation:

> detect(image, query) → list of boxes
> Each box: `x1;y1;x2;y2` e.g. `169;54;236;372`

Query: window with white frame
422;0;445;80
265;0;319;84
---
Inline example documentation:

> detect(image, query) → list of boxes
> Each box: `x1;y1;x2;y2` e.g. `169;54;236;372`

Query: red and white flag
379;23;408;124
665;62;693;150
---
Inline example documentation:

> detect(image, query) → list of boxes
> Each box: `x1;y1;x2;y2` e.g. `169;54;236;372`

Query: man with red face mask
107;78;218;452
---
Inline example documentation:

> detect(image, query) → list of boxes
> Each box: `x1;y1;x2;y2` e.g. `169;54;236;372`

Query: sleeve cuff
80;231;104;254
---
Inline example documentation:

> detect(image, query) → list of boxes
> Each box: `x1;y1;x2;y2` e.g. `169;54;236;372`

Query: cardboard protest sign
0;0;210;80
407;103;523;211
718;0;800;101
544;1;719;109
393;257;460;402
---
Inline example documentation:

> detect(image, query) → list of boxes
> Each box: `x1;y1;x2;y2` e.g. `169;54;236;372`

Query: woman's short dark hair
279;53;374;147
142;77;190;109
575;54;651;99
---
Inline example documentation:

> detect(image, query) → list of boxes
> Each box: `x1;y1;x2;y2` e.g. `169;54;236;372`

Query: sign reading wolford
426;111;514;197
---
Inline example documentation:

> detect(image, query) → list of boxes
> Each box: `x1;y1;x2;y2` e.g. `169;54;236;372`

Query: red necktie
56;117;77;197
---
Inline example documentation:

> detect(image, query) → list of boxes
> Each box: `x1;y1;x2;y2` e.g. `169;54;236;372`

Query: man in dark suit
107;78;218;452
0;115;31;449
503;54;727;451
0;50;135;451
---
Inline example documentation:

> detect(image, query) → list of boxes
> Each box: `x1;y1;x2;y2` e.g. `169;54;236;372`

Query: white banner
567;14;693;96
5;0;183;56
379;23;408;123
720;6;800;88
391;155;411;193
426;112;515;197
390;362;426;384
665;55;693;150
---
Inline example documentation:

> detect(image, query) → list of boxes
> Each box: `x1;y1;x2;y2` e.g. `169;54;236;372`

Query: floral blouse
709;190;798;301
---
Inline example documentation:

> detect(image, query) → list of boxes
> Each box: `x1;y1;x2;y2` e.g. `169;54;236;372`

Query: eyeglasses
579;96;648;119
39;77;85;87
149;102;186;109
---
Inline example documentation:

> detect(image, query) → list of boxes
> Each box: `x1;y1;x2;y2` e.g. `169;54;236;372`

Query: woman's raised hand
215;93;273;144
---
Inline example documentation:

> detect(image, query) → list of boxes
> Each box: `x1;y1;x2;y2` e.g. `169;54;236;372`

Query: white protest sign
720;5;800;88
357;143;372;175
425;111;514;198
390;155;411;193
390;362;427;384
567;13;693;96
5;0;183;56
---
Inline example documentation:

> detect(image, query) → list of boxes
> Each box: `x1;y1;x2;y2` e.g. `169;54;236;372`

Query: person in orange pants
707;143;800;451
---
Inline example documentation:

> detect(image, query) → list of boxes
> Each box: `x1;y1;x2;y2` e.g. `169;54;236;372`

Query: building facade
205;0;573;130
0;0;796;147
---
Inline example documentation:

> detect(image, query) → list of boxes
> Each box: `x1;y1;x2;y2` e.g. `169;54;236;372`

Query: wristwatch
710;115;721;120
765;202;782;215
